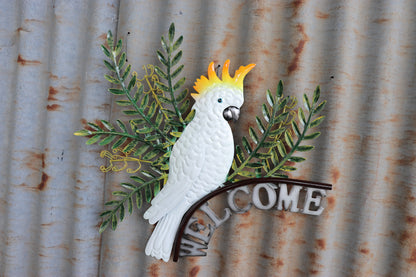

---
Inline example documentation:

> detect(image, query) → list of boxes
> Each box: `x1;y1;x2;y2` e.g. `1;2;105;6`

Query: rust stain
406;216;416;224
261;49;271;56
387;155;416;166
260;253;273;260
74;203;86;208
240;210;251;217
17;183;35;191
373;18;390;24
295;268;306;275
213;32;234;58
295;238;307;245
287;24;309;75
315;11;329;19
330;167;340;183
47;104;61;111
237;222;251;229
187;257;201;263
226;22;235;30
360;248;370;255
46;243;69;250
253;7;272;17
276;259;284;268
37;172;49;191
48;86;59;101
148;263;159;277
24;151;45;170
41;222;54;227
49;73;59;80
291;0;305;17
98;103;111;111
387;114;400;122
17;55;41;66
308;251;318;260
399;231;410;245
189;266;200;277
221;35;230;48
98;33;107;40
88;79;101;83
24;18;44;23
41;153;46;168
287;39;306;73
327;196;335;210
129;244;140;252
353;28;366;39
17;27;30;33
407;249;416;264
308;251;323;275
316;239;326;250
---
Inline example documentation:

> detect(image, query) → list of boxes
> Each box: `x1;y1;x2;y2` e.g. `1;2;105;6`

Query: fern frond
102;31;173;145
264;85;326;177
227;81;294;181
99;173;167;233
154;23;188;132
227;82;326;181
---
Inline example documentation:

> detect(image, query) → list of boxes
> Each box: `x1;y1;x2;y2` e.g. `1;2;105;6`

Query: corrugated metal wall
1;0;415;276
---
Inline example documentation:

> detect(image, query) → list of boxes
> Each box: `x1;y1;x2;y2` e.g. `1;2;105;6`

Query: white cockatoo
143;59;255;261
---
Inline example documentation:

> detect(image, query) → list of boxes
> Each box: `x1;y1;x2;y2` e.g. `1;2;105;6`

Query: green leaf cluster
227;82;326;181
153;23;194;139
74;24;191;233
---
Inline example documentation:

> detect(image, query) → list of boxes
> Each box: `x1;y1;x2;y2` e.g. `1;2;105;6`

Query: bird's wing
143;133;205;224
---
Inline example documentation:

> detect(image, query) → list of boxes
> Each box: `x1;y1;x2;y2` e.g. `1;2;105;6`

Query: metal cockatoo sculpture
75;25;329;265
143;60;256;261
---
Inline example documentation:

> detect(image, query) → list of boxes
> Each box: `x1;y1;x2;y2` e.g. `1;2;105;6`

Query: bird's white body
143;60;255;262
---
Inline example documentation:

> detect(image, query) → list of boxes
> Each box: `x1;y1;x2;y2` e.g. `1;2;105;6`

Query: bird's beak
223;106;240;121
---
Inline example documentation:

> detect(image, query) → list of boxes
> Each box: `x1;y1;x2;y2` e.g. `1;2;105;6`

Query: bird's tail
145;205;186;262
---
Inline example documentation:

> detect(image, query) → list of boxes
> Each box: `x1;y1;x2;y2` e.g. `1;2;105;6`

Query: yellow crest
192;60;256;100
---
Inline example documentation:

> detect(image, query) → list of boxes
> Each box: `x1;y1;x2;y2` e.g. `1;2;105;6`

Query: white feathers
144;84;243;261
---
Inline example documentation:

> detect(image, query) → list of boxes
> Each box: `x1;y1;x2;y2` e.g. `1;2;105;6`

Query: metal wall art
74;23;330;262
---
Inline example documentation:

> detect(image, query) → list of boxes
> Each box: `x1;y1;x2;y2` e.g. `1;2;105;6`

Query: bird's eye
217;98;223;103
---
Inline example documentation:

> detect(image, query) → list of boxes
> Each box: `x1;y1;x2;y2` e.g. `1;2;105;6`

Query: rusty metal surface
1;0;415;276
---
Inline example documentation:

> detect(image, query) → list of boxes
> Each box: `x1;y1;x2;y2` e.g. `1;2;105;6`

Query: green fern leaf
313;100;326;115
86;135;101;145
297;145;314;151
304;132;321;140
171;64;184;79
136;191;142;209
249;127;259;144
310;116;325;128
112;137;127;149
171;51;182;66
242;136;252;154
99;135;116;146
134;145;150;156
172;36;183;52
157;50;168;66
173;77;185;91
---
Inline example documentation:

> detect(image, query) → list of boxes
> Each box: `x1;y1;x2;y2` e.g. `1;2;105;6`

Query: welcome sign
172;178;332;261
